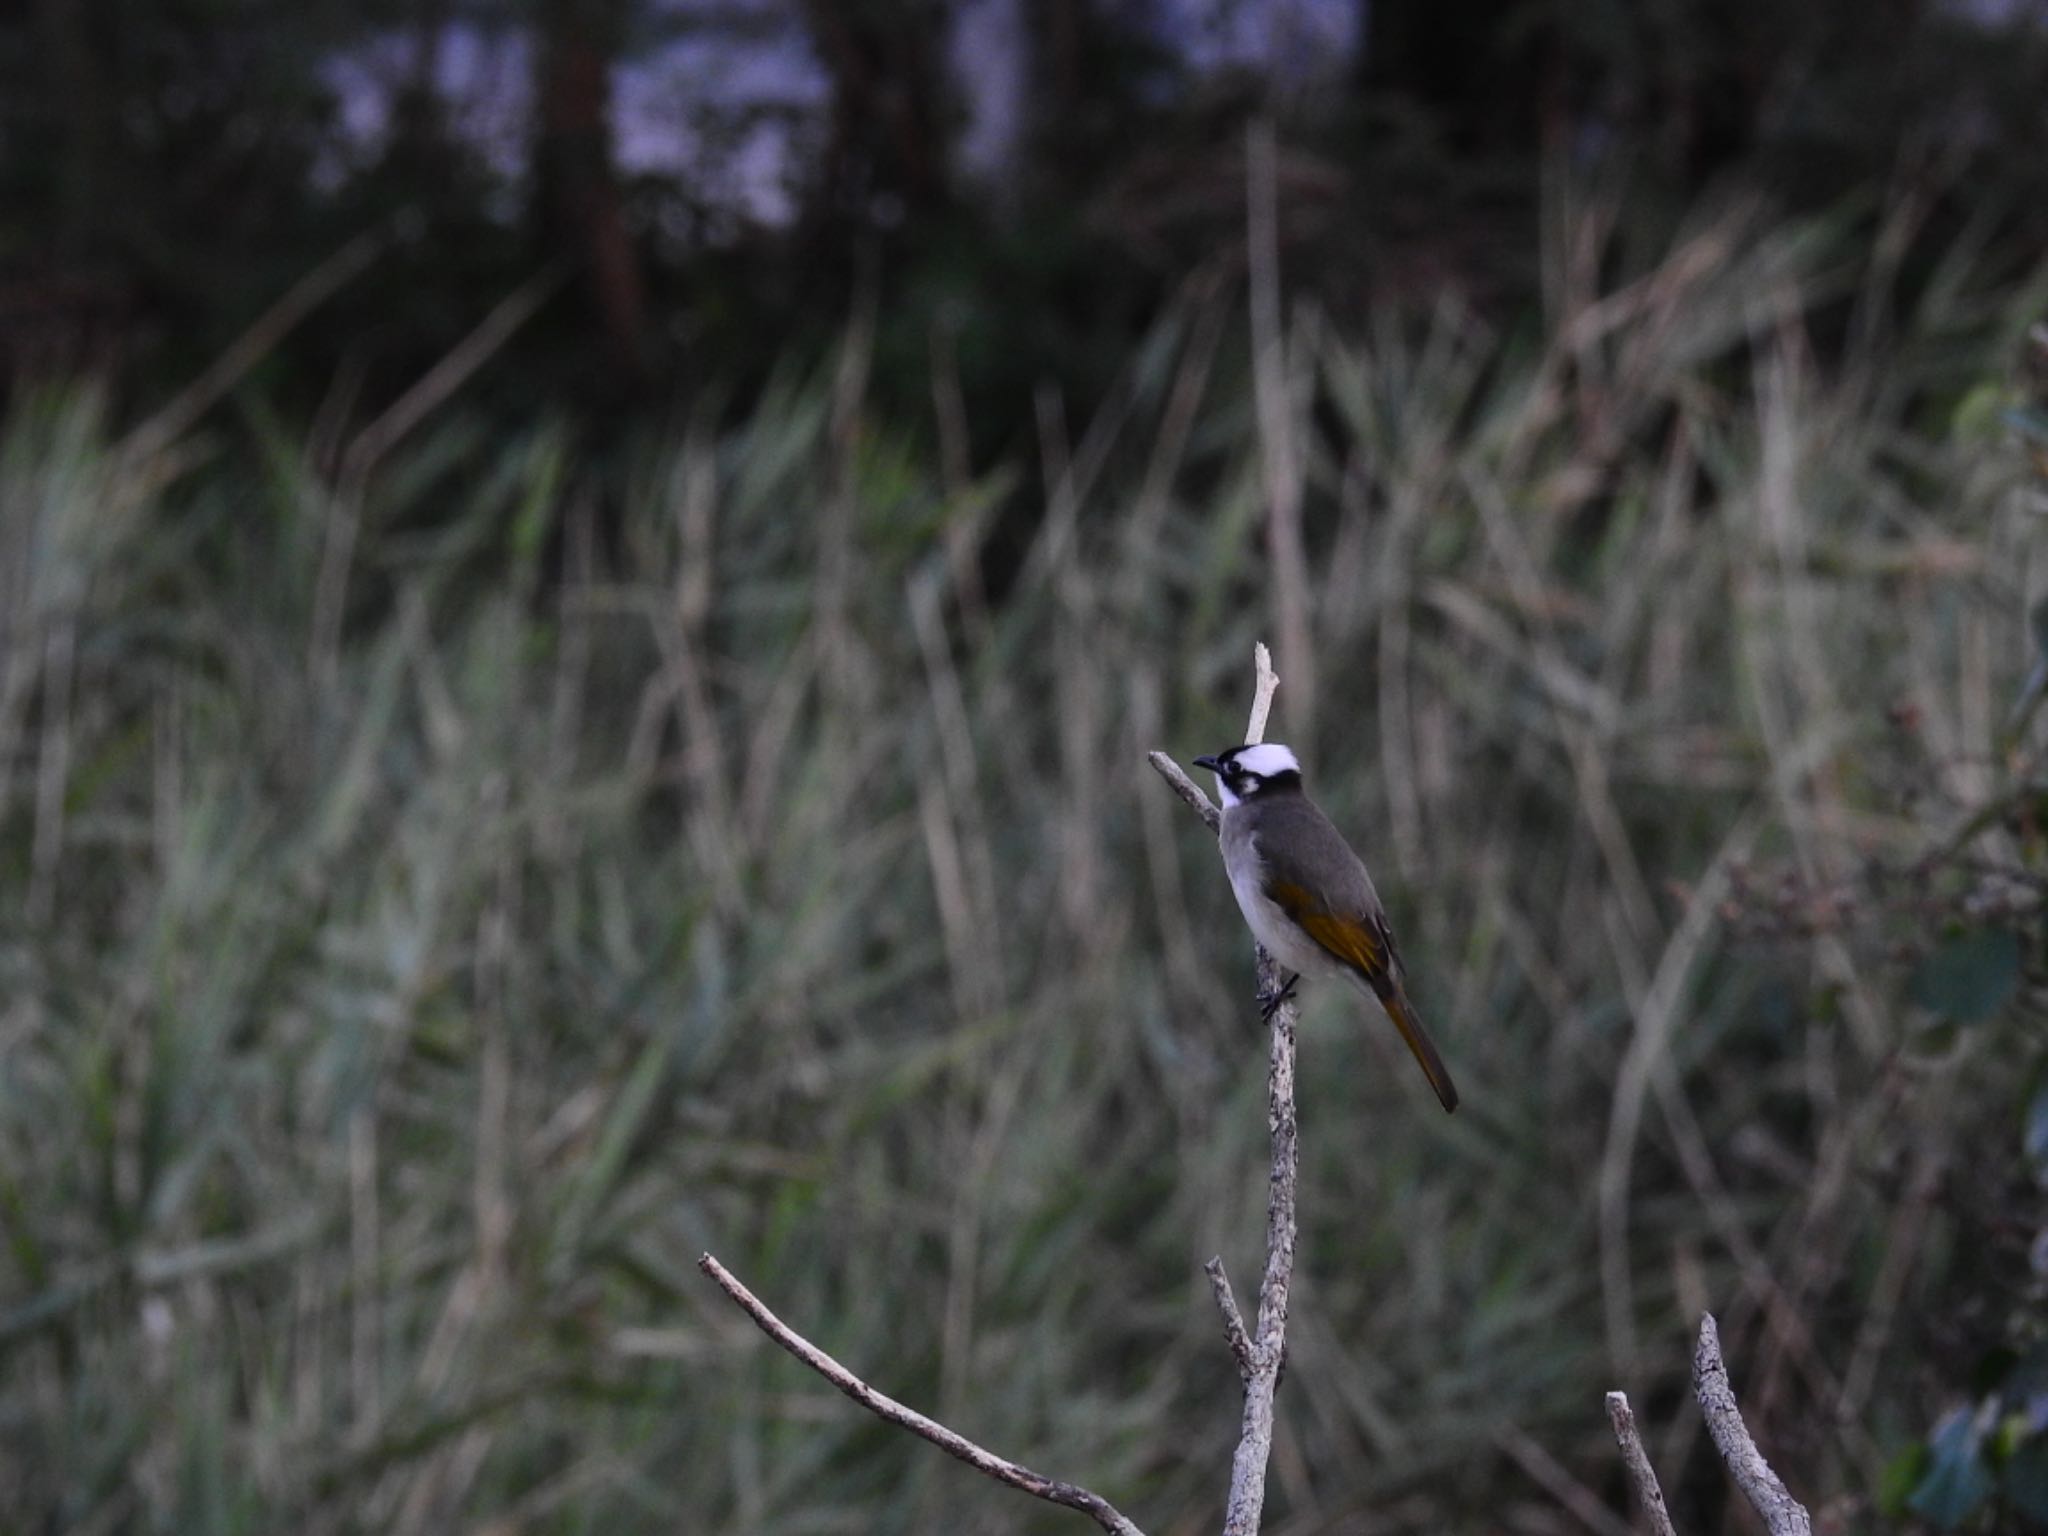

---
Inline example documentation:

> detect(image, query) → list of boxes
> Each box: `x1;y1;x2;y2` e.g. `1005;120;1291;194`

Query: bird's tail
1359;977;1459;1113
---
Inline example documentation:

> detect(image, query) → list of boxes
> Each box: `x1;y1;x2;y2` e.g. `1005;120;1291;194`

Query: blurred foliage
2;0;2046;449
1880;1069;2048;1532
5;1;2048;1530
1;190;2046;1534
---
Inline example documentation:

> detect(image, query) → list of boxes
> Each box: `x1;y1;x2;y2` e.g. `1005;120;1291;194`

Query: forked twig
1206;1257;1255;1383
1600;1314;1815;1536
696;1254;1145;1536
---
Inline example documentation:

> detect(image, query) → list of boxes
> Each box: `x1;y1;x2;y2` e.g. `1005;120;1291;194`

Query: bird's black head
1192;742;1304;807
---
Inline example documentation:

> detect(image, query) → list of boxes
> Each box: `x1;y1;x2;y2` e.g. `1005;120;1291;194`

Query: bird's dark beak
1192;755;1222;772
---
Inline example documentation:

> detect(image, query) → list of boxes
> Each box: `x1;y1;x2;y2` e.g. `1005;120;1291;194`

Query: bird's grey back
1223;792;1385;921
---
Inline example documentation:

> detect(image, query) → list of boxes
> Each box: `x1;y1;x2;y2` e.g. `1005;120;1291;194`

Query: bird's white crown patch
1231;743;1300;778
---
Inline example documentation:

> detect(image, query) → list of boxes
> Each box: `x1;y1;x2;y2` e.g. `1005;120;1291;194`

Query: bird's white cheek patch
1213;775;1242;808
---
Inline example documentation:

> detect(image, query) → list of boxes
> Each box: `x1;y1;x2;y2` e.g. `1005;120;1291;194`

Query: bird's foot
1259;973;1299;1021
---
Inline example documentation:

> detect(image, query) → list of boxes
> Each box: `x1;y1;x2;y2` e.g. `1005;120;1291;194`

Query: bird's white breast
1224;824;1341;979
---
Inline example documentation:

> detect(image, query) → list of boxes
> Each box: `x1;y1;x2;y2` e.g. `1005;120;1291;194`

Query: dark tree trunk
1357;0;1552;155
534;0;648;382
797;0;955;230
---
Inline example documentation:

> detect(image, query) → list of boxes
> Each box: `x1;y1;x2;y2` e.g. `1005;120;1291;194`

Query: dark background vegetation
3;1;2048;1532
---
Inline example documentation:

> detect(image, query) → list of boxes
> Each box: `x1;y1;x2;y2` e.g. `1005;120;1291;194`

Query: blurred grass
2;199;2045;1536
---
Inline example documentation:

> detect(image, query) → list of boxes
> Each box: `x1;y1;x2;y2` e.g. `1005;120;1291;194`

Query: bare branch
1220;955;1300;1536
1693;1314;1812;1536
697;1254;1146;1536
1604;1392;1679;1536
1149;642;1299;1536
1146;749;1220;832
1245;641;1280;745
1142;641;1278;829
1205;1257;1254;1383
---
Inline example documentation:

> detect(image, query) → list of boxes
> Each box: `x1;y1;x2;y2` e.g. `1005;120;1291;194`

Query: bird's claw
1259;973;1299;1021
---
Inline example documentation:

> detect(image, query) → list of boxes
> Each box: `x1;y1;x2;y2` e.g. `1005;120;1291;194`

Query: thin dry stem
1149;642;1298;1536
1205;1257;1254;1383
697;1254;1145;1536
1246;641;1279;746
1693;1314;1813;1536
1220;966;1299;1536
1145;749;1220;832
1604;1392;1678;1536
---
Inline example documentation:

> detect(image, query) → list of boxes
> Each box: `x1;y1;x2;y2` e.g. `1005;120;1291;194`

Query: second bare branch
698;1253;1146;1536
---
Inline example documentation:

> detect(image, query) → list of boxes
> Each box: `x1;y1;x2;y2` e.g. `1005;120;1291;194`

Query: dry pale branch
1244;641;1280;749
1205;1257;1254;1383
1220;963;1299;1536
1148;640;1299;1536
1143;644;1277;834
1604;1392;1678;1536
1693;1314;1813;1536
1147;749;1221;832
1600;1314;1816;1536
696;1254;1146;1536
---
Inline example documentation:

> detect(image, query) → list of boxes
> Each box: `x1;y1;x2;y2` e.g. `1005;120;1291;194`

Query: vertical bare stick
1245;641;1280;747
1604;1392;1679;1536
1150;643;1298;1536
1220;955;1300;1536
1693;1314;1812;1536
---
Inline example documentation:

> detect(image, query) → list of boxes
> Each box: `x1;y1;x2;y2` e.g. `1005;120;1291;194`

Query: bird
1193;742;1459;1113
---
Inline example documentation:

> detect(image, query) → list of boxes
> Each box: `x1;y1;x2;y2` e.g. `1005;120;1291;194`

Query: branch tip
1146;749;1220;833
1603;1390;1678;1536
1204;1257;1255;1383
1692;1313;1813;1536
1245;642;1279;745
